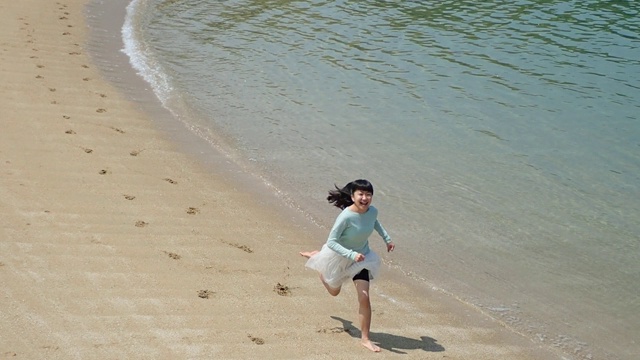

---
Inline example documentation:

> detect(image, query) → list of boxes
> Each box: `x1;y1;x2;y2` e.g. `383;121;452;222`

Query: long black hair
327;179;374;209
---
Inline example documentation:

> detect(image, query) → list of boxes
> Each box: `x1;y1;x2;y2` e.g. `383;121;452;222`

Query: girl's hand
354;253;365;262
387;242;395;252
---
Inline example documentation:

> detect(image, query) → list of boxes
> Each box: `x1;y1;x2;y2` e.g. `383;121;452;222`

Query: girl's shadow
330;316;445;354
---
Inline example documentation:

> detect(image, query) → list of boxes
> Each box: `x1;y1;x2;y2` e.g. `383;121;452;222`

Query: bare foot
361;339;381;352
299;250;319;258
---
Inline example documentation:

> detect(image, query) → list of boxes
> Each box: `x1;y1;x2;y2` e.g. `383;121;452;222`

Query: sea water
108;0;639;358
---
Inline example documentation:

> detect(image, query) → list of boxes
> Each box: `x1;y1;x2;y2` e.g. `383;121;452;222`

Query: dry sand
0;0;566;359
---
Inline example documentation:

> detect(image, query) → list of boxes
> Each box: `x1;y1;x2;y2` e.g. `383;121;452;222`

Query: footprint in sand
317;327;347;334
223;241;253;253
111;127;125;133
62;115;70;119
274;282;291;296
186;207;199;215
59;16;68;20
49;88;56;92
62;32;71;35
68;51;80;55
135;220;148;227
36;64;44;68
130;149;143;156
163;178;177;184
81;64;89;68
247;335;265;345
163;251;181;260
82;77;90;81
65;129;75;134
98;93;107;98
96;108;106;113
123;194;135;200
35;75;43;79
197;290;214;299
80;147;93;154
98;169;109;175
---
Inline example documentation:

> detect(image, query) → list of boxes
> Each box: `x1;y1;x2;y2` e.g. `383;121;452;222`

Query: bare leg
299;249;340;296
354;279;380;352
320;273;341;296
299;250;319;258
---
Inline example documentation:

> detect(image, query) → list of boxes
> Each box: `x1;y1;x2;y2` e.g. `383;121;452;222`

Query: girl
300;179;395;352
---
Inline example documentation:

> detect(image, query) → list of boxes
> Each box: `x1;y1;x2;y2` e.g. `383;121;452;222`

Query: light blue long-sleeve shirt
326;206;392;261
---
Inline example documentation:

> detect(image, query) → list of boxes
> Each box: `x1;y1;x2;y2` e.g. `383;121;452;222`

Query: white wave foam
121;0;172;107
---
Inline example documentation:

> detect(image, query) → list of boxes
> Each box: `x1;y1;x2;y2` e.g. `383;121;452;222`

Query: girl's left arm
375;220;395;252
374;219;392;244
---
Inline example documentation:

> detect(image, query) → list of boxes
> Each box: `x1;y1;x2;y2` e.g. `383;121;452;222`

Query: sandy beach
0;0;566;359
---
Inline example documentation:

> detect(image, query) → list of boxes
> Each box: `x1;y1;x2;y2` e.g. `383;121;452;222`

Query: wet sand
0;0;564;358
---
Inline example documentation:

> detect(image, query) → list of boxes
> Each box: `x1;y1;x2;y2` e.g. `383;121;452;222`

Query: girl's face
350;189;373;213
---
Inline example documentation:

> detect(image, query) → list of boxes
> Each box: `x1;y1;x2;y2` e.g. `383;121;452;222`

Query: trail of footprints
26;3;106;114
12;2;294;350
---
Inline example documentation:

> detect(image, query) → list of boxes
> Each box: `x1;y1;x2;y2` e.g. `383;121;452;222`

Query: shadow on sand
331;316;445;354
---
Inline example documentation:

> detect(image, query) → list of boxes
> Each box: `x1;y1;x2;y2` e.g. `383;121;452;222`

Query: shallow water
105;0;640;358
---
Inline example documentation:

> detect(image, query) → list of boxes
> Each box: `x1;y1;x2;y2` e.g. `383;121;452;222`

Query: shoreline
84;0;313;226
0;0;565;359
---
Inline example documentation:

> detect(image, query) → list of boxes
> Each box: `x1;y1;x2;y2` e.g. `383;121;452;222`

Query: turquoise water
118;0;639;358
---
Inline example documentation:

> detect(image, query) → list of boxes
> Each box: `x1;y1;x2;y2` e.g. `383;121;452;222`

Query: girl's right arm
326;215;357;260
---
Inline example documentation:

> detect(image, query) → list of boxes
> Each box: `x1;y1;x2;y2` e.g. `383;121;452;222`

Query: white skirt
305;244;381;288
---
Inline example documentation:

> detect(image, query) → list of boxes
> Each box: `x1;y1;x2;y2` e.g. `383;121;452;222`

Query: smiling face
350;189;373;213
